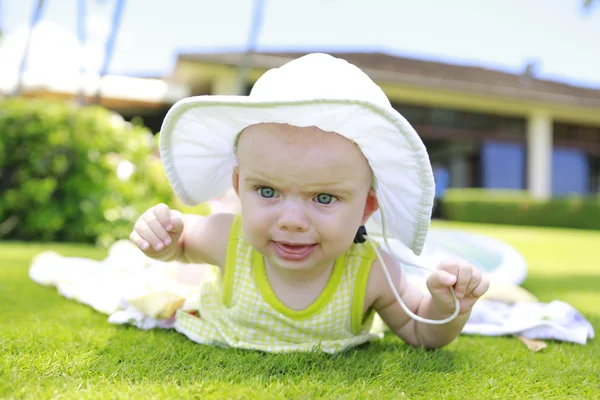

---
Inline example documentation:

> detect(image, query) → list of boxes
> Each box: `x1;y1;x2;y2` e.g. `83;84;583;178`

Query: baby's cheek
243;208;273;236
325;212;358;244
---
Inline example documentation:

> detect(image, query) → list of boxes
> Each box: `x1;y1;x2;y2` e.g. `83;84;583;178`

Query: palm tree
0;0;4;41
235;0;265;95
93;0;126;104
12;0;46;96
77;0;87;104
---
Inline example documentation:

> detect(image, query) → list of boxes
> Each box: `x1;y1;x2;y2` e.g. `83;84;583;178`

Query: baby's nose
277;201;309;232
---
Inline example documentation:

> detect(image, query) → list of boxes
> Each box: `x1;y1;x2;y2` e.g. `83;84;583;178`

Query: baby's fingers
129;230;150;251
469;273;490;298
169;213;184;235
427;270;457;292
454;262;474;299
464;268;482;297
133;217;164;251
437;259;475;299
153;203;173;231
140;212;171;251
426;270;459;313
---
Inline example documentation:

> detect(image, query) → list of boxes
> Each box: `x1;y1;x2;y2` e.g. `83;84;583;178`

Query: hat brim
159;95;435;256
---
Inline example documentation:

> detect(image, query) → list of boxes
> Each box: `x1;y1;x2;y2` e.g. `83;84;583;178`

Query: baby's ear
361;188;379;224
232;167;240;195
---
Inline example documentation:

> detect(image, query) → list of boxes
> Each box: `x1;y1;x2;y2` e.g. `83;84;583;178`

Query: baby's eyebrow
243;175;274;185
297;183;359;196
304;183;356;193
243;175;357;194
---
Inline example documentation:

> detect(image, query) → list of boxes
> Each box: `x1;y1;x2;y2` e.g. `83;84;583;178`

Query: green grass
2;223;599;399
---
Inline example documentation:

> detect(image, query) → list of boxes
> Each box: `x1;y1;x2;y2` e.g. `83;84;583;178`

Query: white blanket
29;240;594;345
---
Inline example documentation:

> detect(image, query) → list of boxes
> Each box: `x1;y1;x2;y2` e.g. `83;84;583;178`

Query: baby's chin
265;254;338;275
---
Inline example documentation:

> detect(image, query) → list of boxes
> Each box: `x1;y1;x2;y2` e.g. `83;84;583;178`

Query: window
553;122;600;155
430;108;459;127
393;103;428;125
391;102;526;141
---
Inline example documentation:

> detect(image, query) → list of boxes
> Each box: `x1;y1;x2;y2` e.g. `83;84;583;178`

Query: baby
130;54;489;353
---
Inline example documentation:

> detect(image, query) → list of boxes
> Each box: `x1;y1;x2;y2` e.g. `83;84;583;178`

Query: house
168;51;600;199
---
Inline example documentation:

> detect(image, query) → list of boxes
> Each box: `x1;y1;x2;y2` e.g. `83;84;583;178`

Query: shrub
442;188;600;230
0;98;209;246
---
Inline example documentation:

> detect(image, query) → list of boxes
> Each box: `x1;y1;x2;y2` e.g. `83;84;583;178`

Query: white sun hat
159;53;436;258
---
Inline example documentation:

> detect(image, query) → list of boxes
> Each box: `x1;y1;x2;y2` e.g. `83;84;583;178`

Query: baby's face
233;123;378;273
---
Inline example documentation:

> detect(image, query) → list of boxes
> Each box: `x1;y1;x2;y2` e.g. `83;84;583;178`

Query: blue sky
2;0;600;88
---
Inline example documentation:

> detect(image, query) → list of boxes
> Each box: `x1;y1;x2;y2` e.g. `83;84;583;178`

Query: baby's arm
130;203;233;268
366;251;489;348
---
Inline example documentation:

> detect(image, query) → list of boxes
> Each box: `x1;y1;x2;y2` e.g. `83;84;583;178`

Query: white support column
527;111;553;199
447;142;472;188
449;153;469;188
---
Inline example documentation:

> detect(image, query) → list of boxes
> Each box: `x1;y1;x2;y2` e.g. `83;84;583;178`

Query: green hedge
0;98;209;246
442;189;600;230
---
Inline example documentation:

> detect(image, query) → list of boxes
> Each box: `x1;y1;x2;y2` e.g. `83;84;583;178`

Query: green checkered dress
174;215;385;353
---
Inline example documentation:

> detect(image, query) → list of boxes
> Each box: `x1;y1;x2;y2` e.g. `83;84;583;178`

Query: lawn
1;222;599;399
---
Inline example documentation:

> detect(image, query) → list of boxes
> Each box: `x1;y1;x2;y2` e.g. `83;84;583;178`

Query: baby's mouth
276;242;314;252
272;241;317;260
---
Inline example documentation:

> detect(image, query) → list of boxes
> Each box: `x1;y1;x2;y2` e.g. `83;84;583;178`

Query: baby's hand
426;259;489;314
130;203;184;257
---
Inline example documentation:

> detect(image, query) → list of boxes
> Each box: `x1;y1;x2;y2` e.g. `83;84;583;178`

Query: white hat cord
366;205;460;325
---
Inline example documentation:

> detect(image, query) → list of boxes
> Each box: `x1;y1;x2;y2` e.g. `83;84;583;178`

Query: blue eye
315;193;337;204
258;187;278;198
